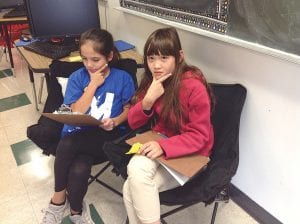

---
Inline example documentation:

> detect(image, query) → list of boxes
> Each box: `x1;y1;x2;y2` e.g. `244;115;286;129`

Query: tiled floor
0;49;259;224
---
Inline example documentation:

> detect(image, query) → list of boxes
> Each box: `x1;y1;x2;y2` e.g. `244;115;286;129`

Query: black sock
50;199;66;206
71;210;82;216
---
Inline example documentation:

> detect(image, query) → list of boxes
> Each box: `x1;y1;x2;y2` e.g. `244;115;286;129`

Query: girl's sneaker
69;201;95;224
40;199;70;224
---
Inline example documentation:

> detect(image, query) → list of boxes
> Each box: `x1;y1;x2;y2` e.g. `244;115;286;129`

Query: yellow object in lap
126;142;143;154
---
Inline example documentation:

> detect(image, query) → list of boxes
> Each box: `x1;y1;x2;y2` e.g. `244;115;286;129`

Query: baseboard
229;184;283;224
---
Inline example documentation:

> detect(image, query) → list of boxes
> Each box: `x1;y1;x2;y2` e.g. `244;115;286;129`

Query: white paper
158;161;189;186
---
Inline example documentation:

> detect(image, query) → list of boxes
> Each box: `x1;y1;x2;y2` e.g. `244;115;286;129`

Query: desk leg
37;75;44;104
28;67;39;111
37;73;50;104
3;25;15;74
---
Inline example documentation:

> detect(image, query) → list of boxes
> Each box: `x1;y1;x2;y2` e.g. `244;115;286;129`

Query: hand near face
142;73;172;109
89;63;108;87
138;141;164;159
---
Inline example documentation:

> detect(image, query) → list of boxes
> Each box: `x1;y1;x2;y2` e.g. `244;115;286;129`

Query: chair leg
0;47;8;63
4;47;8;62
210;202;219;224
210;186;230;224
88;162;111;185
94;178;123;197
88;162;123;197
0;47;4;63
161;203;196;219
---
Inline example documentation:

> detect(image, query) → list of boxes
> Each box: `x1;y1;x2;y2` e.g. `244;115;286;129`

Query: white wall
100;1;300;223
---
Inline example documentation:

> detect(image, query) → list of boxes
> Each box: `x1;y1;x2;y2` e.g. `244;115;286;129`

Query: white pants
123;155;180;224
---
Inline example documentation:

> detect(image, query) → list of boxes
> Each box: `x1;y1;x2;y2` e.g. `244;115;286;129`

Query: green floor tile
0;93;31;112
0;68;13;78
90;204;105;224
62;204;104;224
11;139;44;166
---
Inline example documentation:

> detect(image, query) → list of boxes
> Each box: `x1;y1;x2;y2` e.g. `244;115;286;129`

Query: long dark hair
79;28;120;64
134;27;215;133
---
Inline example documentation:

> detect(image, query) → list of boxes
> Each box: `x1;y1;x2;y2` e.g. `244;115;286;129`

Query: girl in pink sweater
122;27;215;224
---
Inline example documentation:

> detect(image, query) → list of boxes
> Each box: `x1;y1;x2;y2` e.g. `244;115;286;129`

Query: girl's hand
138;141;164;159
89;64;108;87
99;117;115;131
142;73;172;110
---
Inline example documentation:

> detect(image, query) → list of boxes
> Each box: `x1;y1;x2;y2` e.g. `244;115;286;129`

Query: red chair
0;24;29;62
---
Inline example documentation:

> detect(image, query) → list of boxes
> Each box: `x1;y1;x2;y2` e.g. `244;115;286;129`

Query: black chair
156;83;247;224
27;58;138;196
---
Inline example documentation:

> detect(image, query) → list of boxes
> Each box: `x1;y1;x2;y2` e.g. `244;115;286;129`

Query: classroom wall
99;1;300;224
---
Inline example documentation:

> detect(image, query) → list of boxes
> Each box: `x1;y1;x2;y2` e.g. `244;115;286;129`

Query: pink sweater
128;72;214;158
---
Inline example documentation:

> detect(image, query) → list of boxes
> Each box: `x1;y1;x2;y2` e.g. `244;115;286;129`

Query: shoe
40;199;70;224
69;201;95;224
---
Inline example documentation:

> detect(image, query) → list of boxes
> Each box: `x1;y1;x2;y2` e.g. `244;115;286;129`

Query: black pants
54;127;120;211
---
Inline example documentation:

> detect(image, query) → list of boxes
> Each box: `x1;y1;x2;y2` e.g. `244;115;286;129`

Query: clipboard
42;113;103;126
156;153;209;178
125;130;210;184
125;130;164;145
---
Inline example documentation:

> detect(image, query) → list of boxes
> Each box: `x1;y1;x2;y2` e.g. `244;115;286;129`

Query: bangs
146;37;177;56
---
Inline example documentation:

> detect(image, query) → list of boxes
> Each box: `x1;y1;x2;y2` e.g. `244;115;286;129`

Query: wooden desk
16;47;143;110
120;50;143;67
0;12;27;71
16;47;51;110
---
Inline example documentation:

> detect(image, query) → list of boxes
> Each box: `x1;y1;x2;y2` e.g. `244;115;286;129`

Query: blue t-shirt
61;67;135;136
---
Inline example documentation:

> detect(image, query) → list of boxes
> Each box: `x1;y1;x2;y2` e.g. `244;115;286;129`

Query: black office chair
156;83;247;224
27;58;138;196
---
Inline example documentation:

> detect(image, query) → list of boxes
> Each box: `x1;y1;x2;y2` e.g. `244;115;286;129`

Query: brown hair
79;28;120;64
134;27;215;133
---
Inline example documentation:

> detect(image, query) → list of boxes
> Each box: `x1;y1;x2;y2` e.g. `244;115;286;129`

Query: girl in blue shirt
41;28;135;224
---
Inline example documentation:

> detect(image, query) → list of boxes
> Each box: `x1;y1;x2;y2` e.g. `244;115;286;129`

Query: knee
69;156;93;178
70;162;91;177
127;155;156;180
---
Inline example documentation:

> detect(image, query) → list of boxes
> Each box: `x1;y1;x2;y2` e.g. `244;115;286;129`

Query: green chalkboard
121;0;300;56
227;0;300;55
